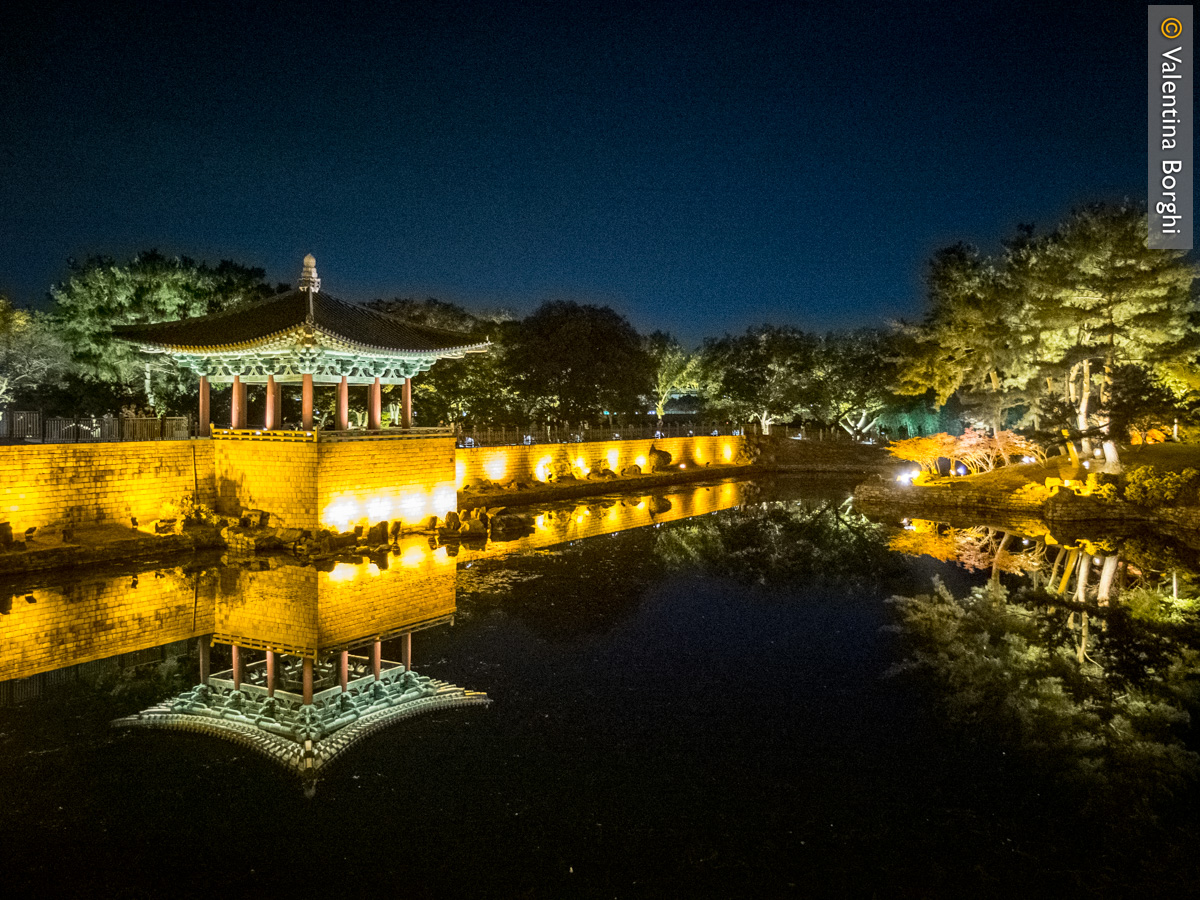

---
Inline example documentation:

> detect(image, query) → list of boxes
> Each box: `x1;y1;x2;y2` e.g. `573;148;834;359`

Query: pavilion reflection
1;478;753;783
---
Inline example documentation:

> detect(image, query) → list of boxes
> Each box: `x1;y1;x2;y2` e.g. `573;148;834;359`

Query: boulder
620;464;642;476
647;447;672;472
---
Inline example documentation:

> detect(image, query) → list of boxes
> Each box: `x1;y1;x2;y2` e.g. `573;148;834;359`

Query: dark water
2;477;1198;898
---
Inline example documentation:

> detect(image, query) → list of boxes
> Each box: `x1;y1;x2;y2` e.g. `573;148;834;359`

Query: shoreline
854;477;1200;548
0;443;899;578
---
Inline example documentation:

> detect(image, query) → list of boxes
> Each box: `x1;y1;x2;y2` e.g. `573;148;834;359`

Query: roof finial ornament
299;253;320;323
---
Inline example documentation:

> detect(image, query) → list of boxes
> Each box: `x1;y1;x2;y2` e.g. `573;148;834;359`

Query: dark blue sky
1;0;1155;345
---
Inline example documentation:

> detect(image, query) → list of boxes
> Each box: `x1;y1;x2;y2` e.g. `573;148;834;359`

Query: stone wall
0;434;742;537
213;440;317;528
456;434;746;490
0;442;216;535
317;437;457;531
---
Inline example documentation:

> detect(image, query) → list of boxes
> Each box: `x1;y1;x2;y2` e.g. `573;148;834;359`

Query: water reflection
0;479;755;786
884;515;1200;817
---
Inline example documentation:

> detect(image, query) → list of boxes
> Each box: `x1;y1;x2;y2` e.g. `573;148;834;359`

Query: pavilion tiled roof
112;289;489;355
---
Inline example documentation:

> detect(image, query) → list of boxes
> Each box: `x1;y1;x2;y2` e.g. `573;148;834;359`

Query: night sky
1;1;1156;344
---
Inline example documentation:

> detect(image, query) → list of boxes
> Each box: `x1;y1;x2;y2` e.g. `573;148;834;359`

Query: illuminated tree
1026;202;1198;466
49;251;282;412
0;296;69;406
644;331;700;420
699;326;815;434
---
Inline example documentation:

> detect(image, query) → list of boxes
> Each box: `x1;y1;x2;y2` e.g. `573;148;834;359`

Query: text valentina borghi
1159;46;1185;234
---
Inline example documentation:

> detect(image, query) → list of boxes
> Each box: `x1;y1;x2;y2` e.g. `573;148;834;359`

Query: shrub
1122;466;1199;508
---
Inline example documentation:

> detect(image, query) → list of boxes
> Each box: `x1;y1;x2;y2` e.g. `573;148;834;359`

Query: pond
2;475;1198;898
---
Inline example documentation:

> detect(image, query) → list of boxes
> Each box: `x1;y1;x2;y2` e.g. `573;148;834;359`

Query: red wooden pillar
265;650;276;697
198;375;210;438
265;374;277;430
231;375;244;429
402;377;413;428
337;376;349;431
372;640;382;681
231;645;242;689
302;657;314;705
339;650;349;692
368;377;382;430
402;633;412;671
198;638;210;685
302;374;314;430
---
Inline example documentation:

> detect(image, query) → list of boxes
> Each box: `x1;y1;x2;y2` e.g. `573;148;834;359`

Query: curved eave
311;325;492;358
127;326;492;358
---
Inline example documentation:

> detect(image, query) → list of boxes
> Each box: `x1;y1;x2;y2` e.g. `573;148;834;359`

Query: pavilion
114;255;490;436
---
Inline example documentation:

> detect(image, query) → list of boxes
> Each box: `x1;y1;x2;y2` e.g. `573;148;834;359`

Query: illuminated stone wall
317;437;457;531
0;566;216;681
212;440;317;528
456;434;747;490
0;442;216;535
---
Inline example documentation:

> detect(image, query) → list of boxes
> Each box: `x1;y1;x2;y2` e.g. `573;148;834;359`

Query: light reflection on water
0;478;752;685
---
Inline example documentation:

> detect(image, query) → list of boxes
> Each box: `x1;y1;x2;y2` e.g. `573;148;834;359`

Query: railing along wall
0;411;190;444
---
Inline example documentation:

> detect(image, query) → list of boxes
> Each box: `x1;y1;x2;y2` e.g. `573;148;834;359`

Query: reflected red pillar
198;375;210;438
198;638;210;685
372;640;382;681
302;374;314;430
231;375;243;429
231;645;242;690
265;374;277;430
402;633;412;671
302;657;314;705
368;377;382;430
337;376;349;430
339;650;349;692
402;377;412;428
266;650;276;697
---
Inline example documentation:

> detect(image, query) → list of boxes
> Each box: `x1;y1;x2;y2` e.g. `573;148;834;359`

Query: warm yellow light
400;545;426;568
322;499;357;531
574;457;590;475
535;514;547;530
723;444;733;462
635;455;647;469
399;493;425;523
456;458;466;488
328;562;359;583
367;496;392;521
535;456;554;482
484;454;508;482
432;486;456;516
606;449;620;470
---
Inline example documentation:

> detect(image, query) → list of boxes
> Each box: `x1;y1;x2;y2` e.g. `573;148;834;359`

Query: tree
0;297;69;406
807;329;896;438
1026;202;1198;467
699;326;815;434
893;237;1038;435
644;331;700;420
503;301;653;423
369;297;516;425
48;251;283;413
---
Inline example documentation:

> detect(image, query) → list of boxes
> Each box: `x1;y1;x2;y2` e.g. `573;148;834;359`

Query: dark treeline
4;201;1198;445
